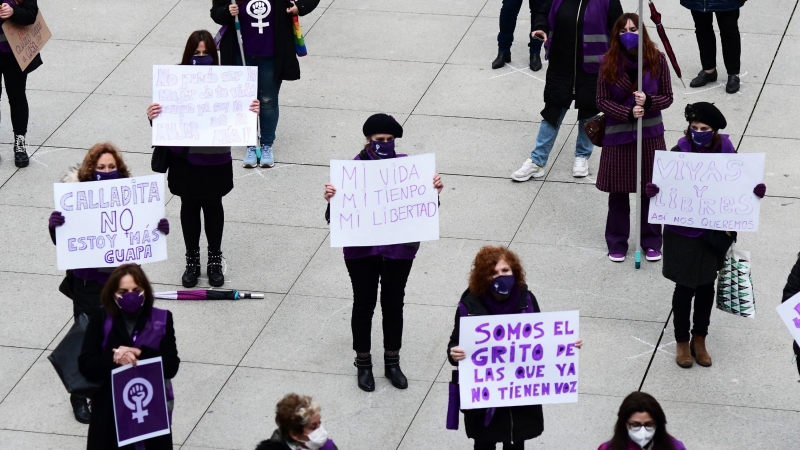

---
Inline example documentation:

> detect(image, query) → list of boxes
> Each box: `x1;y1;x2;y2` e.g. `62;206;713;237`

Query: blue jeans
529;108;593;167
236;54;282;147
498;0;545;54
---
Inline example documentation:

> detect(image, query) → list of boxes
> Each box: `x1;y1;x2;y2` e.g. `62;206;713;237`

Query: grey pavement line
0;269;62;278
0;349;43;406
0;343;53;351
233;363;438;383
325;5;485;18
408;112;542;123
0;427;86;439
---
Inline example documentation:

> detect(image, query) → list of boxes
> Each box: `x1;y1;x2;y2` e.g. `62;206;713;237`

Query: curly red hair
468;246;526;296
77;143;131;182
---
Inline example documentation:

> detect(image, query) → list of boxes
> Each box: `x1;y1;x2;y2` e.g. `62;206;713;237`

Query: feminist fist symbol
247;0;272;33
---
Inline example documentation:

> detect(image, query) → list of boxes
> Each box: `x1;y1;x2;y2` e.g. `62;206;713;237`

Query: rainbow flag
292;16;307;57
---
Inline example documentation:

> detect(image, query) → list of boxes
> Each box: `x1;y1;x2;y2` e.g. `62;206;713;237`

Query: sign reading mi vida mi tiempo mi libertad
53;174;167;271
458;311;580;409
329;153;440;247
112;357;170;447
648;151;766;232
150;65;258;147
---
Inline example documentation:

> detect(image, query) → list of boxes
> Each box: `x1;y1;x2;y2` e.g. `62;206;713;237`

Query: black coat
78;307;180;450
210;0;320;81
0;0;43;73
254;430;339;450
447;286;545;445
533;0;622;123
781;257;800;362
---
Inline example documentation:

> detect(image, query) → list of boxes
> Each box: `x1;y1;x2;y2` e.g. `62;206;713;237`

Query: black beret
363;113;403;138
684;102;727;130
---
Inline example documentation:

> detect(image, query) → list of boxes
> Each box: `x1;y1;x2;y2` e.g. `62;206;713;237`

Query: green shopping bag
716;244;755;318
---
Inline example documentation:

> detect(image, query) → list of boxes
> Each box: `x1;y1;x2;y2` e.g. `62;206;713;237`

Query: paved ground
1;0;799;449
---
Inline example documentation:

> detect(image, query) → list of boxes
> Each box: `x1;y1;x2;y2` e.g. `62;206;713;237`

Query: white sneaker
511;158;545;181
573;157;589;177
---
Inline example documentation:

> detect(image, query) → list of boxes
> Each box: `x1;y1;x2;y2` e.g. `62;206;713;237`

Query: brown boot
675;341;693;368
690;334;712;367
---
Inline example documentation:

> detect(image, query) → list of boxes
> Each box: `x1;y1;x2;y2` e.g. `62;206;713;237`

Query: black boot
689;69;717;88
182;249;201;288
491;51;510;69
207;250;224;287
530;53;542;72
13;134;29;168
384;353;408;389
354;355;375;392
725;74;740;94
70;394;91;424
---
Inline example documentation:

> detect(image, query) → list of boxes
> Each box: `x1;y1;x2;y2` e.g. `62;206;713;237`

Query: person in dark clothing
646;102;766;369
597;392;685;450
323;114;443;392
511;0;623;182
211;0;320;169
147;30;259;288
781;254;800;377
681;0;747;93
0;0;44;168
448;246;582;450
492;0;546;71
78;264;180;450
255;393;338;450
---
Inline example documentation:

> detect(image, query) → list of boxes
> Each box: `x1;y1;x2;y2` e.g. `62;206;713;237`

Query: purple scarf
480;287;522;315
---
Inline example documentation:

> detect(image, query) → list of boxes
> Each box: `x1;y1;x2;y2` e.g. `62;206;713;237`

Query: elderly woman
255;394;337;450
597;392;686;450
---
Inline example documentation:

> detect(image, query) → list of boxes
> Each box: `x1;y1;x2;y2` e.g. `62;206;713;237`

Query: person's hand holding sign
324;183;336;202
434;173;444;194
113;346;142;367
0;3;15;19
450;339;583;362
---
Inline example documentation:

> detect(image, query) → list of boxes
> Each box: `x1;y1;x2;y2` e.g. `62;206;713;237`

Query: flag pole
231;0;246;63
635;0;644;270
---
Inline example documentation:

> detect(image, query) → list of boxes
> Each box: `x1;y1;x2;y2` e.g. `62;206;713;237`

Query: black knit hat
684;102;727;130
363;113;403;138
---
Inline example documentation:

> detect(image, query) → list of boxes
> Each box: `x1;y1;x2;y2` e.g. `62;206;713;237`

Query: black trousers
475;441;524;450
672;282;715;342
0;57;29;135
498;0;545;54
180;196;224;252
345;255;413;353
691;9;741;75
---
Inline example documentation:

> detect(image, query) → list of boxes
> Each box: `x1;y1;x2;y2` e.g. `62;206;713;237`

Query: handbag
47;314;101;398
715;244;755;318
583;113;605;147
151;146;169;173
704;230;737;256
446;369;459;430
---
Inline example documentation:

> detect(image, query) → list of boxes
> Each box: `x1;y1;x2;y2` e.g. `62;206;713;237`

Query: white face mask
628;426;656;448
305;425;328;450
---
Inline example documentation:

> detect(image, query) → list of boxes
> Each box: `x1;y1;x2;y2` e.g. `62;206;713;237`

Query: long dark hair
609;392;675;450
180;30;219;66
101;264;156;316
599;13;660;87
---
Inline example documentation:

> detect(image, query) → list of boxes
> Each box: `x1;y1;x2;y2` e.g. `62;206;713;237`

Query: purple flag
111;357;171;447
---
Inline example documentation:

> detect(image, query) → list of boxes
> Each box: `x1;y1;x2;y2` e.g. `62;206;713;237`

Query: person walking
511;0;623;181
492;0;546;71
596;13;673;263
0;0;44;168
48;143;169;424
781;253;800;377
146;30;259;288
78;264;180;450
447;246;582;450
682;0;746;93
211;0;320;169
255;393;338;450
323;114;443;392
597;392;686;450
645;102;766;368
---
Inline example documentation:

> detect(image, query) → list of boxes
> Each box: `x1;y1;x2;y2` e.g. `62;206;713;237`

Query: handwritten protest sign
112;357;170;447
1;11;51;71
648;151;765;232
776;293;800;347
53;174;167;270
329;153;439;247
151;65;258;147
458;311;580;409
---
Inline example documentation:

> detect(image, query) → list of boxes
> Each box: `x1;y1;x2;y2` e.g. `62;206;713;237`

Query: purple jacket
598;437;687;450
601;57;665;146
545;0;610;74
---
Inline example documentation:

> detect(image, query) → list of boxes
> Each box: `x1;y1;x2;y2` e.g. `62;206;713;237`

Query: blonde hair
274;394;321;440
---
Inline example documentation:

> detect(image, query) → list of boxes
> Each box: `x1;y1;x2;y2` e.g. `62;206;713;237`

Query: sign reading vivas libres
458;311;580;409
648;151;765;231
53;174;167;270
329;153;440;247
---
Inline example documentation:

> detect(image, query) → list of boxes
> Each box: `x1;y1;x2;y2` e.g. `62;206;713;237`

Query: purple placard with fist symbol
111;357;171;447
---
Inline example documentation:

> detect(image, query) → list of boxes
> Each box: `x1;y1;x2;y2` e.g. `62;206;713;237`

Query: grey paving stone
766;35;800;87
331;0;486;16
0;205;61;277
170;361;236;445
95;44;184;98
28;40;134;94
449;17;542;68
140;0;224;49
738;135;800;199
746;84;799;139
0;90;88;146
0;429;86;450
0;347;41;401
0;272;70;349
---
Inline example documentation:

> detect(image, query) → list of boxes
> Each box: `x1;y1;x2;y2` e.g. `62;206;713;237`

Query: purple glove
49;211;65;228
157;218;170;235
645;183;660;198
753;183;766;198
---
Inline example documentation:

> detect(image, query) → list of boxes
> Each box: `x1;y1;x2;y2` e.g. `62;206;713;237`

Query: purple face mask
94;170;119;181
191;55;213;66
370;140;396;159
116;292;145;315
619;32;639;50
691;130;714;147
491;275;515;296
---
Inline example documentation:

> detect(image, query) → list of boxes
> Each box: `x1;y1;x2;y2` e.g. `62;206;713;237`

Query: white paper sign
53;174;167;270
151;65;258;147
648;151;765;231
776;293;800;346
458;311;580;409
329;153;439;247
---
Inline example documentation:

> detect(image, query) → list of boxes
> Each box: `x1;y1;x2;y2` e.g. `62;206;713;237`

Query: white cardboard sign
776;293;800;347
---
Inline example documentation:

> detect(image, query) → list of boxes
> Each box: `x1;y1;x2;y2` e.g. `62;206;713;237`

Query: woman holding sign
48;143;170;424
781;254;800;377
597;392;686;450
0;0;44;168
147;30;259;288
323;114;443;392
447;246;582;450
645;102;766;368
79;264;180;450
